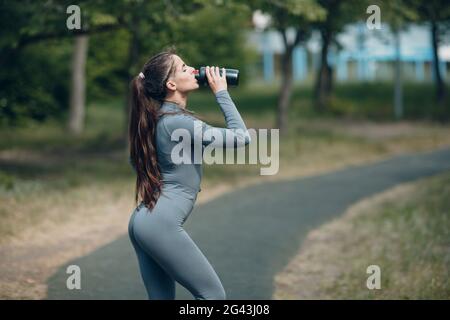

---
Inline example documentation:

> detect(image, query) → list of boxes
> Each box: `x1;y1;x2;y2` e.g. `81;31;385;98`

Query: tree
65;1;126;135
405;0;450;109
375;0;417;120
68;34;89;135
172;2;255;75
313;0;366;112
249;0;325;134
118;0;257;142
115;0;206;142
0;0;123;129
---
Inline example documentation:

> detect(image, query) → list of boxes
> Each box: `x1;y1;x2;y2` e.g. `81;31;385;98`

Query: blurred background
0;0;449;300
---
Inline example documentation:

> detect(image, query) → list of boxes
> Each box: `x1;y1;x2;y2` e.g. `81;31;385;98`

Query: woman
127;49;251;300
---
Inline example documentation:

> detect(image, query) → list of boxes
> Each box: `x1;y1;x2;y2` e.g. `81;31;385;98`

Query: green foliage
0;0;258;125
0;0;122;125
170;3;258;86
0;40;71;126
252;0;326;28
86;29;130;100
2;0;448;127
314;0;367;31
404;0;450;24
0;171;14;190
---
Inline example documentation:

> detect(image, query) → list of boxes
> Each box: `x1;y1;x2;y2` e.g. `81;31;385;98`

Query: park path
47;147;450;299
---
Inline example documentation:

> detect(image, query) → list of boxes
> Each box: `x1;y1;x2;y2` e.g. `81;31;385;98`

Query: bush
0;40;71;126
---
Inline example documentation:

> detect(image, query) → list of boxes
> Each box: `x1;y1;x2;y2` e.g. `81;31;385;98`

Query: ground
1;84;450;298
273;172;450;299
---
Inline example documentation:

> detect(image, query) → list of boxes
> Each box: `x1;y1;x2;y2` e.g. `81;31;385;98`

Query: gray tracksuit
128;90;250;300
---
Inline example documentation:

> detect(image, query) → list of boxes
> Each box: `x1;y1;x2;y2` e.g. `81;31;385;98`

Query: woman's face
166;55;199;93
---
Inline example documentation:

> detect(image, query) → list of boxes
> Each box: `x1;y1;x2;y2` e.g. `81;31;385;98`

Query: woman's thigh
129;210;175;299
132;209;225;299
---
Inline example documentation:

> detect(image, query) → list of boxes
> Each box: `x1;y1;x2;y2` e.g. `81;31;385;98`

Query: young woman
127;49;251;300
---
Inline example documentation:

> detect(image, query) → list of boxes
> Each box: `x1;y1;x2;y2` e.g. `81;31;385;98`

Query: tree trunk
68;34;89;135
124;25;140;145
277;46;294;135
314;29;333;112
431;20;446;106
393;29;403;119
276;27;304;135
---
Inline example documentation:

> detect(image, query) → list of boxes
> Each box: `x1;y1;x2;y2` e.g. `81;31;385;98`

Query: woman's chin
184;85;199;94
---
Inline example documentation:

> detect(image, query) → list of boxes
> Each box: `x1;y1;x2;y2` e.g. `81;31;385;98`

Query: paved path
47;147;450;299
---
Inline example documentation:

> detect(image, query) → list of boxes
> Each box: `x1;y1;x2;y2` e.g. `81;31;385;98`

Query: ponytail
128;76;162;210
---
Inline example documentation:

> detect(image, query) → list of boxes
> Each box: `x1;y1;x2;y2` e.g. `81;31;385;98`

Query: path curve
47;147;450;299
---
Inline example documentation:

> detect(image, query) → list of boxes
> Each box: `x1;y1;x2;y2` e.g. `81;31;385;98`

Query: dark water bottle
194;67;239;86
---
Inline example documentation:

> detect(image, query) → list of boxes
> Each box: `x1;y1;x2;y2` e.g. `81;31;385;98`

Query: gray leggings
128;191;226;300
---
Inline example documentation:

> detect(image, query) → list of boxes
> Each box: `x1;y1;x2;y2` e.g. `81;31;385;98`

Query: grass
0;83;450;243
330;82;450;120
273;172;450;299
335;173;450;299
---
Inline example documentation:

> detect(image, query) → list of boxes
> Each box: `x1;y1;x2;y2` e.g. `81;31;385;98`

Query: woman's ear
166;79;177;91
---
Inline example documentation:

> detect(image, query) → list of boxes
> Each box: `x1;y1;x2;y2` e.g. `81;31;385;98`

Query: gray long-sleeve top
156;89;251;196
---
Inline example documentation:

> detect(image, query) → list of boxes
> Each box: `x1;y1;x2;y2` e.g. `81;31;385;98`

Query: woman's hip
129;192;195;234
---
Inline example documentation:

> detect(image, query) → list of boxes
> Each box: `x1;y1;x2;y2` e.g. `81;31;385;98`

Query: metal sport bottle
194;67;239;86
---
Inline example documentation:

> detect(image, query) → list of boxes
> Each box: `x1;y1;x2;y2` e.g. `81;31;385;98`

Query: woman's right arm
163;66;251;148
163;106;251;148
200;66;251;147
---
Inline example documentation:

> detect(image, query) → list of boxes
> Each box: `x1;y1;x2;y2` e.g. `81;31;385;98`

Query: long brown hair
128;49;178;210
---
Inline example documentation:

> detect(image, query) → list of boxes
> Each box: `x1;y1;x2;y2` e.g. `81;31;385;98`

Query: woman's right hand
205;66;227;94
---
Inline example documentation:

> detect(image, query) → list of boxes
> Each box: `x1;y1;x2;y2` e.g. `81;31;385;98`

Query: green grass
323;172;450;299
329;82;450;120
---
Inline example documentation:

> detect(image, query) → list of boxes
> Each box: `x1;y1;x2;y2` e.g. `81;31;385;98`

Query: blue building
246;22;449;83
